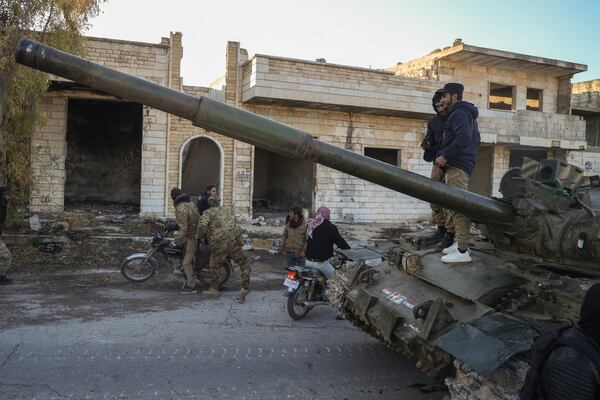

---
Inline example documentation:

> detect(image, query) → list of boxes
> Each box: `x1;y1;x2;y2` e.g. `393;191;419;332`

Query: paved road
0;286;446;399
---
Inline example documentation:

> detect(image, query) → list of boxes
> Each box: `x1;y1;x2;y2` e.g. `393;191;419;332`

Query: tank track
327;262;527;400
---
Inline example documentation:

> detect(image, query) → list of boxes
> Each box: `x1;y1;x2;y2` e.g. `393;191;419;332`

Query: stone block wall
567;148;600;176
30;94;67;212
242;55;440;117
245;104;431;222
31;35;178;216
436;60;559;116
573;80;600;94
491;145;510;198
83;37;170;86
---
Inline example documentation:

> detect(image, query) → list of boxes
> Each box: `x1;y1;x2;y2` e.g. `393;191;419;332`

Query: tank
16;38;600;398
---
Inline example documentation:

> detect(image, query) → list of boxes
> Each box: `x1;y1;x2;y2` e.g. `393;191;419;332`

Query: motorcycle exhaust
301;300;328;308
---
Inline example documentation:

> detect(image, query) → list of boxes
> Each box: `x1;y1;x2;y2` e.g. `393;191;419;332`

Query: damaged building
31;33;598;222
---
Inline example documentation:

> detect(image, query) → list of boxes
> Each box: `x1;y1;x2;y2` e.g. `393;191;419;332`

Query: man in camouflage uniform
0;187;13;285
171;188;200;294
196;196;251;302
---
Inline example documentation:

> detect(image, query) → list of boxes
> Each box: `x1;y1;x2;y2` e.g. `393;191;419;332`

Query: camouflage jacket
196;207;242;249
174;201;200;244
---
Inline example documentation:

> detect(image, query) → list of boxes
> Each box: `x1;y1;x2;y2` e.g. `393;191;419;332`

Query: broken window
526;88;543;111
364;147;401;167
489;83;515;111
252;148;314;213
65;99;142;210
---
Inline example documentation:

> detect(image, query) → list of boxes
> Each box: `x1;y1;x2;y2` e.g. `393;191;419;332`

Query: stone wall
573;79;600;94
31;94;67;212
242;55;440;117
31;34;177;215
245;104;431;222
567;148;600;176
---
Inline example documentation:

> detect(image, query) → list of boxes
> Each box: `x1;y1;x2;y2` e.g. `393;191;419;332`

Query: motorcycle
121;225;233;287
283;250;350;320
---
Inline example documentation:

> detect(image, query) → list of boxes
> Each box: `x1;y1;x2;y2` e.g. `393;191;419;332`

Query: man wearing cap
170;187;200;294
434;83;481;263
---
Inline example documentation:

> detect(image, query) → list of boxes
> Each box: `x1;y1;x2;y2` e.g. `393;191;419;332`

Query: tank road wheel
121;255;158;283
287;286;311;320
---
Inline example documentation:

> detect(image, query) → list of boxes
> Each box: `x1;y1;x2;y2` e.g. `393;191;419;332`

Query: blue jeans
304;259;334;279
285;251;305;267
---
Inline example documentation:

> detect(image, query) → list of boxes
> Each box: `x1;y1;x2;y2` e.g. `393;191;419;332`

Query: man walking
196;196;251;303
421;89;453;246
171;187;200;294
434;83;480;263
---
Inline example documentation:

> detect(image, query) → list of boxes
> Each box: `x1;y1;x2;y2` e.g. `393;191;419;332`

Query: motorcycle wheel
121;255;158;283
194;260;232;288
287;286;311;320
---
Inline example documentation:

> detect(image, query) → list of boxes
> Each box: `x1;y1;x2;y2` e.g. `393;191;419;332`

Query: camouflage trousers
430;164;454;231
209;238;251;290
444;167;471;250
183;238;198;288
0;239;11;276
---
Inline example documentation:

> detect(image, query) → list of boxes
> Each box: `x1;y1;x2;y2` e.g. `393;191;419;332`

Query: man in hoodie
171;187;200;294
434;83;480;263
421;89;453;245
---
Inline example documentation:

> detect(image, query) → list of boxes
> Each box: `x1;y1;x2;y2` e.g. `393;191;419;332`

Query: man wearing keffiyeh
304;206;350;279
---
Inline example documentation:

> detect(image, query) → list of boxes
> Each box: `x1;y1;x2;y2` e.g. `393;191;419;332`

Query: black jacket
440;101;481;176
306;220;350;261
422;91;447;162
541;327;600;400
197;193;209;215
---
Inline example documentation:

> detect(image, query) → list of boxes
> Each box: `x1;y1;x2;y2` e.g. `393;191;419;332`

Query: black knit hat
170;187;183;201
438;82;464;96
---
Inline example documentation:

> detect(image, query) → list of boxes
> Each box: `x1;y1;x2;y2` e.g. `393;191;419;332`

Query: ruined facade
31;34;595;222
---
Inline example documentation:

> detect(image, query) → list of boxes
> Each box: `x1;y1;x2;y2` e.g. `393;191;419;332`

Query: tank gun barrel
16;38;514;223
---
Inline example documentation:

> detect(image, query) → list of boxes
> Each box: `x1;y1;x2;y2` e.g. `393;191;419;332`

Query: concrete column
557;75;573;115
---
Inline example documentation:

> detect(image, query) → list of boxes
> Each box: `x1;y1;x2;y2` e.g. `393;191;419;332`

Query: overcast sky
87;0;599;86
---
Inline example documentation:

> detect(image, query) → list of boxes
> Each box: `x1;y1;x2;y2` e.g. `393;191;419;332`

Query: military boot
237;288;250;303
205;288;220;299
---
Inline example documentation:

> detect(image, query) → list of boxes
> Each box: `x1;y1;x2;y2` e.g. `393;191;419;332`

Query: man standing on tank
434;83;480;263
422;89;453;245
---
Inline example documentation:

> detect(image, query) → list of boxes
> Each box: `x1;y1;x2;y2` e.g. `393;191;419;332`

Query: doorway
65;99;142;211
181;136;222;201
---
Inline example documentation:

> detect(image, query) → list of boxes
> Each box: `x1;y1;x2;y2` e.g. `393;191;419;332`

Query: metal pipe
16;38;515;223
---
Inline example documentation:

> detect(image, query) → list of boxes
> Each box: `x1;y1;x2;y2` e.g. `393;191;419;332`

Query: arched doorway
180;136;223;202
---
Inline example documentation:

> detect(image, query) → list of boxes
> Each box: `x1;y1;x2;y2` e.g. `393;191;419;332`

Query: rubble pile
446;359;528;400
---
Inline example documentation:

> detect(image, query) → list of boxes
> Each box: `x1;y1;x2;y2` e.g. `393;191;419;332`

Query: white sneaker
442;242;458;254
441;249;472;263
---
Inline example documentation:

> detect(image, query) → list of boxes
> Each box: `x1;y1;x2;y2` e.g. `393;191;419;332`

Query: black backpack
520;326;600;400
